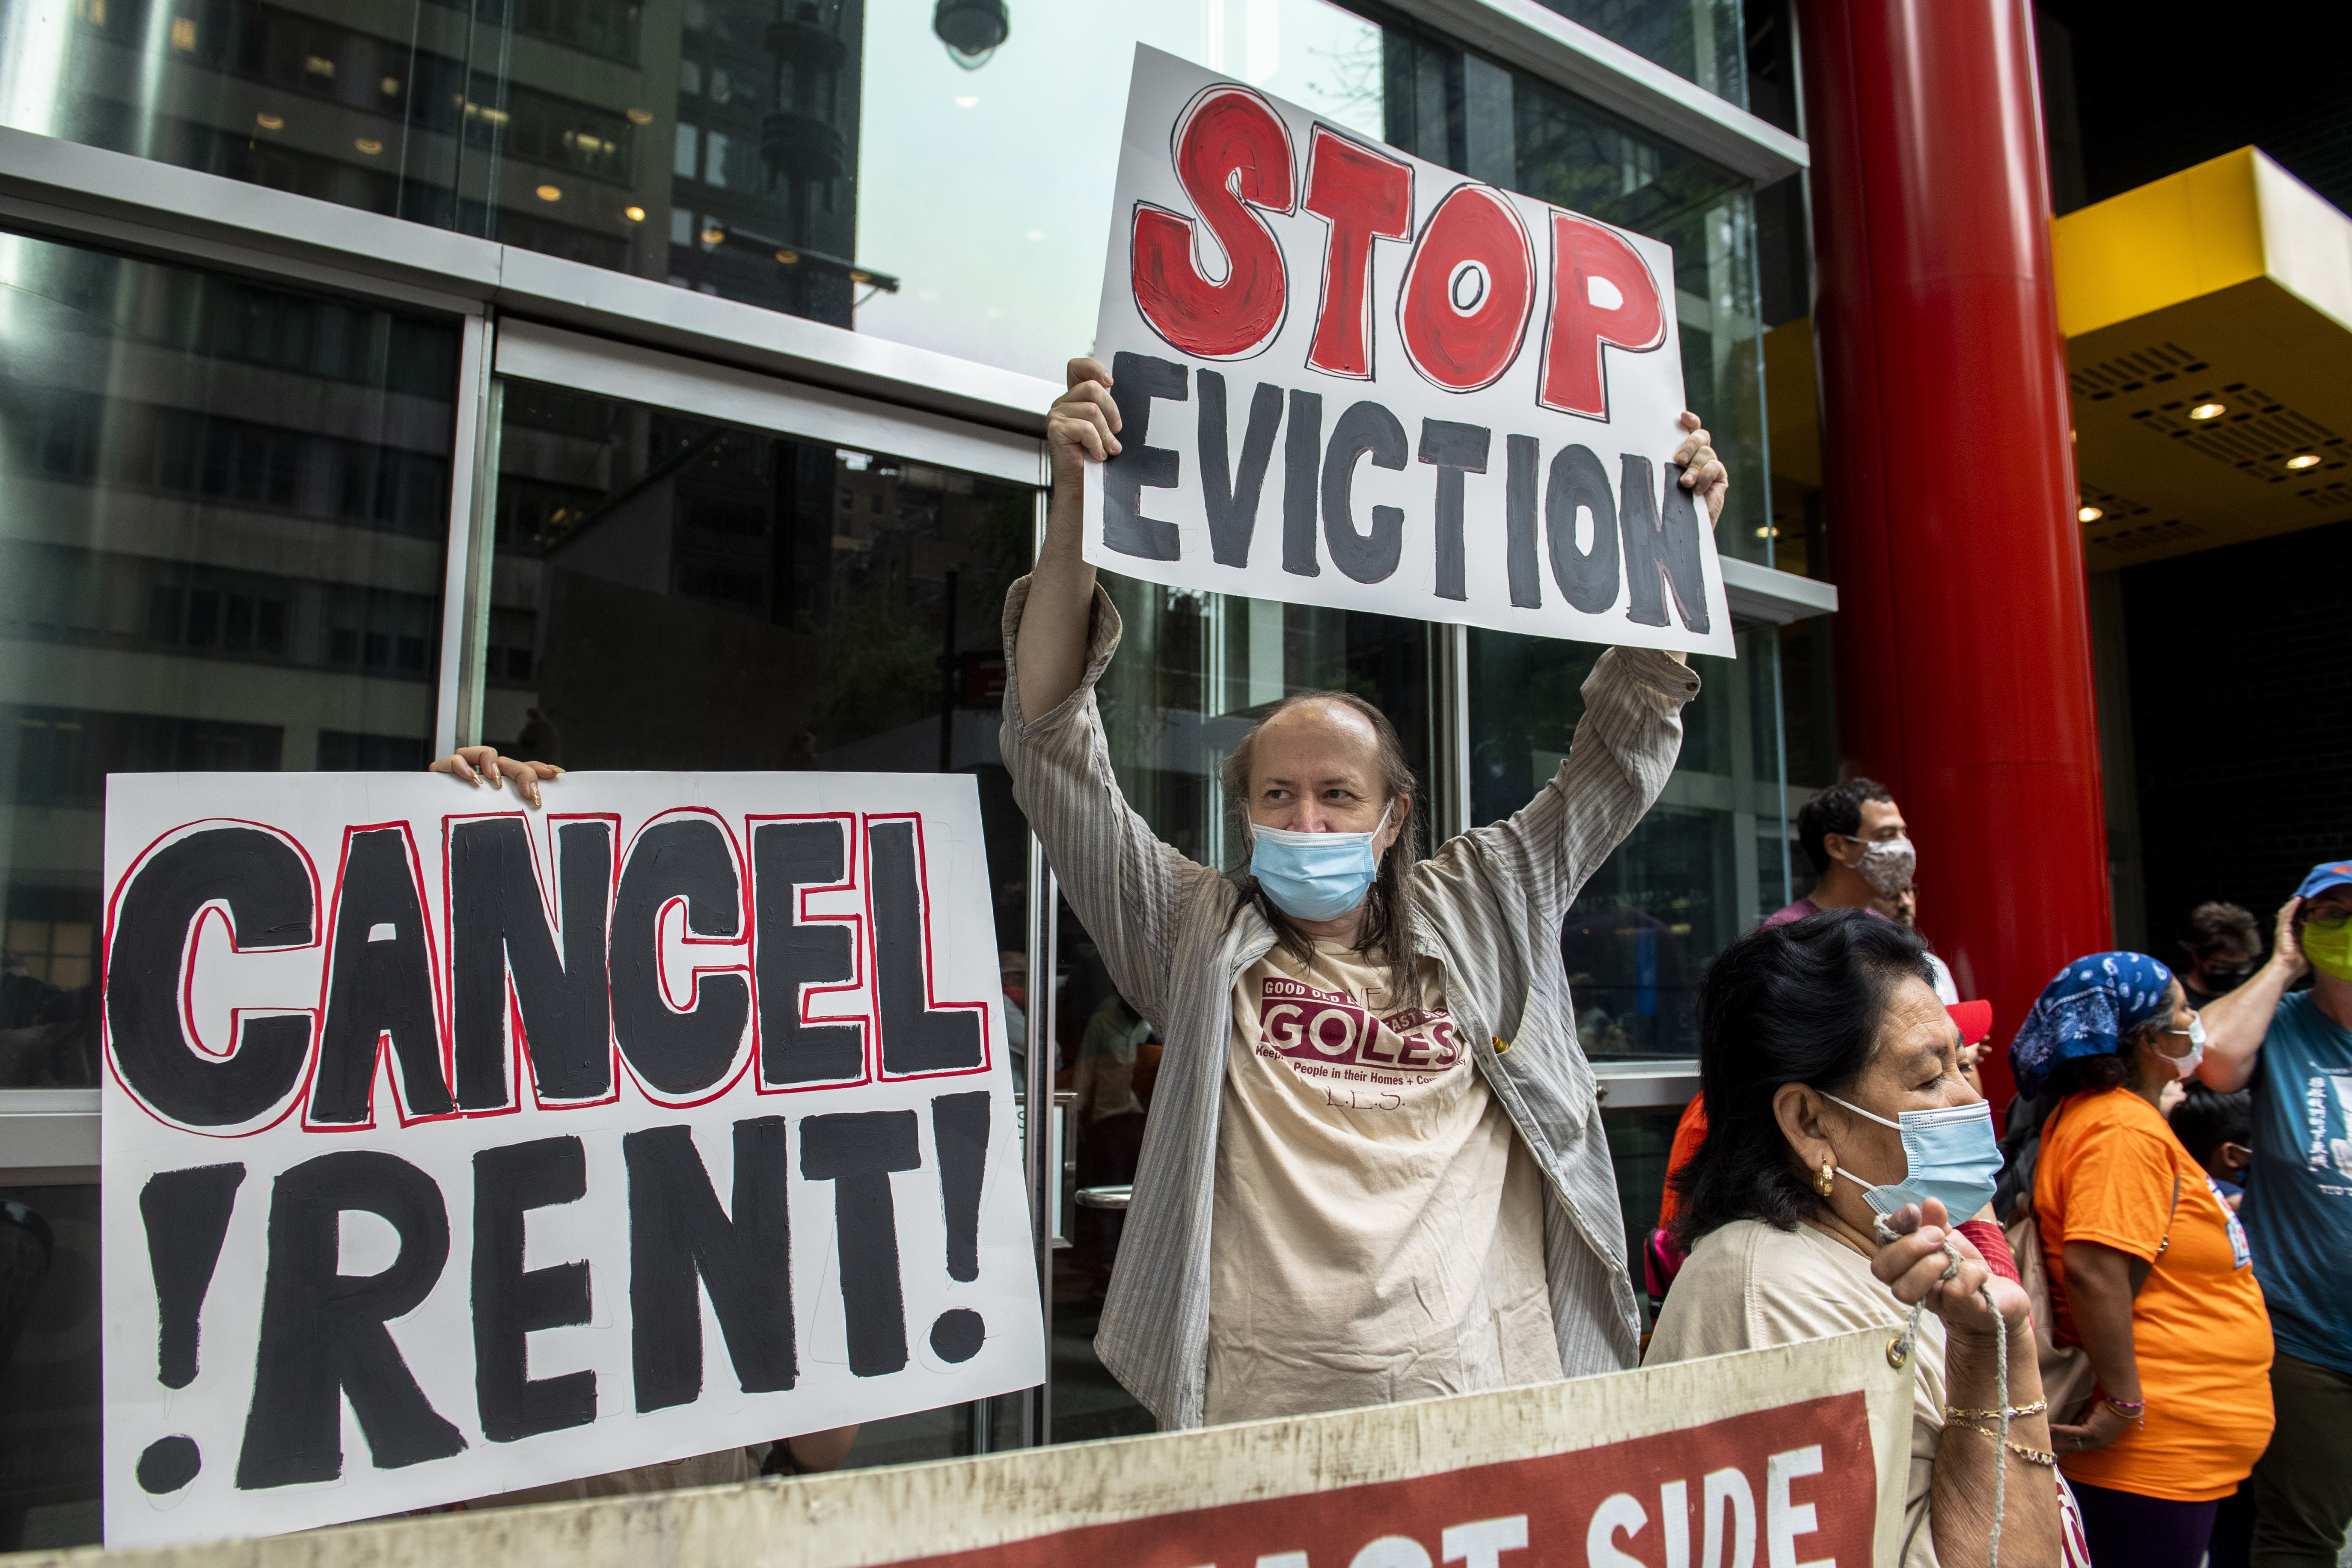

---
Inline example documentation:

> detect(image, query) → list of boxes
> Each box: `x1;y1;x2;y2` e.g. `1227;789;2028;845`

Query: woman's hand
430;746;562;808
2049;1400;2134;1456
1871;1198;2031;1342
1047;357;1121;491
1672;411;1728;528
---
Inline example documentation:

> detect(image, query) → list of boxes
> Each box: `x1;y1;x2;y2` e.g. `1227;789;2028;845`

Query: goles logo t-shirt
1203;941;1559;1425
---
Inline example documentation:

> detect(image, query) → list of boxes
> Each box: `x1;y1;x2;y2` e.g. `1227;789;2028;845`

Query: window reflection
0;1182;99;1551
1530;0;1747;106
1469;623;1786;1060
0;233;457;1090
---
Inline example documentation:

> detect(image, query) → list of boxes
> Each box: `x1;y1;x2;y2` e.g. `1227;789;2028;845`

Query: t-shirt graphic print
1250;966;1464;1109
1205;941;1559;1425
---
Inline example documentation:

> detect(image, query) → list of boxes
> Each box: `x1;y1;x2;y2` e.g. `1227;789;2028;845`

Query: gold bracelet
1948;1425;2059;1467
1944;1399;2048;1420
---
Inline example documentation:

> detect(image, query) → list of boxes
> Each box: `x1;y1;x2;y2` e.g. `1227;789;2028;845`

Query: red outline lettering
1131;82;1296;361
1301;124;1413;380
1537;211;1666;421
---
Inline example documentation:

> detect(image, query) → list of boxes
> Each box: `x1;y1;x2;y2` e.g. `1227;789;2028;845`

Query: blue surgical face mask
1248;802;1392;921
1820;1093;2001;1221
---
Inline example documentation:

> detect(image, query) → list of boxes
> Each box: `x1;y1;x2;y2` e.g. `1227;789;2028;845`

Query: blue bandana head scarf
2008;951;2176;1099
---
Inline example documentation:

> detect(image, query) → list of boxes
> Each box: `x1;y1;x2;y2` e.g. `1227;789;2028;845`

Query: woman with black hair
2014;953;2272;1568
1649;909;2067;1566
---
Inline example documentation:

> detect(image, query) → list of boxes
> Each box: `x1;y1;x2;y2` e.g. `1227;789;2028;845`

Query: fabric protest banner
1085;45;1734;659
98;771;1044;1550
30;1330;1912;1568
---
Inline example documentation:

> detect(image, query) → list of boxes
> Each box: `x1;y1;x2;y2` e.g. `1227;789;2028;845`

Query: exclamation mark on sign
927;1091;989;1363
134;1163;246;1494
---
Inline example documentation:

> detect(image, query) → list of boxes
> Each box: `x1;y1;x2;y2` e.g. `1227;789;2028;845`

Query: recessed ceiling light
2078;505;2103;523
2286;453;2322;469
536;184;562;202
2189;401;2225;420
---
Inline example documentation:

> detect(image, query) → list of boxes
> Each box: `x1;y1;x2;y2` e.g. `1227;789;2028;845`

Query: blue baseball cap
2296;860;2352;900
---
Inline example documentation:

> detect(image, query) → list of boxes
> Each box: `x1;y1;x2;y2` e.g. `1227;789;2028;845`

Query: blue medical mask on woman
1820;1093;2002;1220
1248;802;1392;921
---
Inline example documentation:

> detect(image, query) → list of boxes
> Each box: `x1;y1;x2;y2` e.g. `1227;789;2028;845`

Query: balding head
1223;691;1414;852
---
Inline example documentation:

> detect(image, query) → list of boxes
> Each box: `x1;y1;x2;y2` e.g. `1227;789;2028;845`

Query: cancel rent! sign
98;771;1043;1549
1087;45;1733;658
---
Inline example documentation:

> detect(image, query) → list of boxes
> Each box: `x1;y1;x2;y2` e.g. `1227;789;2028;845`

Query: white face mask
1839;834;1916;897
2161;1014;2208;1080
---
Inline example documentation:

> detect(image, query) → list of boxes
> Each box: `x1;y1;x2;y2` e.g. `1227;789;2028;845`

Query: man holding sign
1004;357;1724;1430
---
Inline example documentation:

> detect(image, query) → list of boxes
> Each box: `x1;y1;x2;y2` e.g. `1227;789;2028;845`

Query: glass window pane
851;0;1381;379
1528;0;1746;106
1601;1105;1681;1278
0;232;456;1091
1469;621;1782;1061
0;1182;99;1550
488;375;1037;1467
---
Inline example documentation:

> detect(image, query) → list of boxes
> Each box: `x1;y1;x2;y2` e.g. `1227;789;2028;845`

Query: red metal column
1797;0;2108;1108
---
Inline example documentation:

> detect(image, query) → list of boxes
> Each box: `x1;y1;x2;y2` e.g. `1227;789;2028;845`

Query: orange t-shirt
1657;1092;1708;1229
2035;1087;2274;1501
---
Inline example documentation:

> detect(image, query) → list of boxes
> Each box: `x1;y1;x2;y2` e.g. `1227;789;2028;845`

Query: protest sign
35;1330;1913;1568
1086;45;1734;659
98;770;1043;1550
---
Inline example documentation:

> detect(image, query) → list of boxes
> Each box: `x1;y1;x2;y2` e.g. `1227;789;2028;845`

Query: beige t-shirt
1203;941;1562;1424
1648;1219;1946;1566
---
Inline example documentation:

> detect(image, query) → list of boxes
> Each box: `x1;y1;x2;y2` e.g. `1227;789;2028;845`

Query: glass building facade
0;0;1832;1546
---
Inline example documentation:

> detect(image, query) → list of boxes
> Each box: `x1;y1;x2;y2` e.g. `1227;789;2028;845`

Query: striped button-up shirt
1000;577;1699;1428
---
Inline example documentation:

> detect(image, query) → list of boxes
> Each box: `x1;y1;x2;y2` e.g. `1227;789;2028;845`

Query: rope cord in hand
1884;1225;2009;1568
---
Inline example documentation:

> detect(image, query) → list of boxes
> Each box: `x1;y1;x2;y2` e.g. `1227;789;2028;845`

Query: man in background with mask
2203;862;2352;1568
1768;778;1913;924
1007;357;1725;1428
2178;899;2264;1011
1767;781;1958;1004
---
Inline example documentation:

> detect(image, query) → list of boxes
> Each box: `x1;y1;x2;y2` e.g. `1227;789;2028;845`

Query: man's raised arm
1016;358;1123;719
2201;897;2305;1092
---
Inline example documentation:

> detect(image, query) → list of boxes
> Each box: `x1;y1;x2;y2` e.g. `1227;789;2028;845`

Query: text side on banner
897;1395;1874;1568
98;769;1044;1550
1085;45;1733;658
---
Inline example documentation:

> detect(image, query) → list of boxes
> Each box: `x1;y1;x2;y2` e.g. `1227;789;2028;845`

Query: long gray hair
1220;690;1426;1005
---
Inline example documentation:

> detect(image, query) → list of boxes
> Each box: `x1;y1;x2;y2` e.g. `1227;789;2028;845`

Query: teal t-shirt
2242;989;2352;1375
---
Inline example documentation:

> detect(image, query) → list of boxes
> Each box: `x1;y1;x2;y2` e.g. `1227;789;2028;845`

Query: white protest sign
61;1330;1915;1568
98;771;1043;1549
1086;45;1732;658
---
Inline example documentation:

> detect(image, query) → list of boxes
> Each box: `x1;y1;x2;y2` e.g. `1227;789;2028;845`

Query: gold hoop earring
1814;1158;1836;1197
